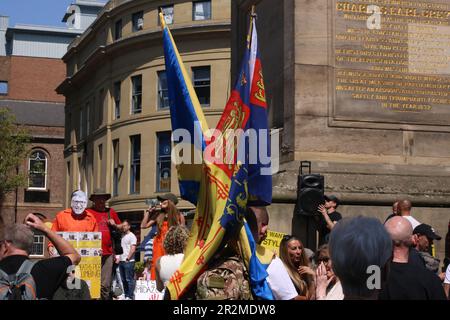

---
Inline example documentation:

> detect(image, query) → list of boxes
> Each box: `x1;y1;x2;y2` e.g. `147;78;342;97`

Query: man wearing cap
49;190;98;255
87;189;123;300
412;223;442;275
317;195;342;245
379;216;446;300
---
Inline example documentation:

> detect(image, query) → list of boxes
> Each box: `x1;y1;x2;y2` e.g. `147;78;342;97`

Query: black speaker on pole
292;161;325;251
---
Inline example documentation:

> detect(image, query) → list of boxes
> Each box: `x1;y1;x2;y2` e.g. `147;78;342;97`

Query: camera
145;198;160;208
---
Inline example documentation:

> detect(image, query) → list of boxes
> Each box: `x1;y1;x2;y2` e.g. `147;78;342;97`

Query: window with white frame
157;71;169;109
159;5;174;25
30;234;45;257
0;81;8;95
193;1;211;21
28;151;47;190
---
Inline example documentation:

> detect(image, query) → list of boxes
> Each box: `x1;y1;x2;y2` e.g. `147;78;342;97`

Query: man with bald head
379;216;446;300
397;199;421;229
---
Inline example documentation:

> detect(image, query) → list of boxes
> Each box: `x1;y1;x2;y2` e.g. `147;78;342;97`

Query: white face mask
71;191;87;215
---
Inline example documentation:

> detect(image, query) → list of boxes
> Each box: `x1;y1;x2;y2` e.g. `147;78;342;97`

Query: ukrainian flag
160;11;273;300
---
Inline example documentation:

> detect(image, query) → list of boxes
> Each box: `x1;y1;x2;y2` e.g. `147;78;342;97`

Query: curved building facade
58;0;231;223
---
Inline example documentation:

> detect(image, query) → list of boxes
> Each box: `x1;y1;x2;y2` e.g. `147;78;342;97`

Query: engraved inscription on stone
334;0;450;126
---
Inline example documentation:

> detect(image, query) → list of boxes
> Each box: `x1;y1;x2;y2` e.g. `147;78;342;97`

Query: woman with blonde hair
279;235;315;299
149;193;185;279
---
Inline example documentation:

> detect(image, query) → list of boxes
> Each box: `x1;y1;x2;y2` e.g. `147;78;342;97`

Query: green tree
0;108;30;198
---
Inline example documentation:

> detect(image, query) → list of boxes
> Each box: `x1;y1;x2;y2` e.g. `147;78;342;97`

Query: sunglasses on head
283;235;294;241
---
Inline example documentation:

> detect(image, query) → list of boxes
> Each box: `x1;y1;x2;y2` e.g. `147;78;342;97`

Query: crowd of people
0;190;449;300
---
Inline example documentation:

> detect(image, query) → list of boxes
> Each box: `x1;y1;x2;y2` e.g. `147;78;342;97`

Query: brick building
0;1;105;257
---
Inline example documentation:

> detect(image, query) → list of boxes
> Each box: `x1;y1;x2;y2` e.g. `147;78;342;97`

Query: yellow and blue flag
160;12;273;300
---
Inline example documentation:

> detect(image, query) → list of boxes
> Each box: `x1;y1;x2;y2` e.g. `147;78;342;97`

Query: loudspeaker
295;174;325;216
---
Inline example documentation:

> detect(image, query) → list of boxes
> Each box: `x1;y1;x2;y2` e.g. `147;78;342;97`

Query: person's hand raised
298;265;315;277
24;213;48;232
318;204;328;216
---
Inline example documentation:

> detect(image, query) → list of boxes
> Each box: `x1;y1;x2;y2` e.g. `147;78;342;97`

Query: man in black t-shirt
380;216;446;300
317;195;342;245
0;214;81;300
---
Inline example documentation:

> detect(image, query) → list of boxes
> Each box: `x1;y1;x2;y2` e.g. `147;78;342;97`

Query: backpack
196;256;253;300
0;260;38;300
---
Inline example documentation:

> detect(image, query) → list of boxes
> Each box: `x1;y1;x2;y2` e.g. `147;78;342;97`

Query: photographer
140;199;160;265
87;190;123;300
0;214;81;300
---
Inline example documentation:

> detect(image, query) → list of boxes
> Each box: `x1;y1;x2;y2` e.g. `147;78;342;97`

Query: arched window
28;150;48;190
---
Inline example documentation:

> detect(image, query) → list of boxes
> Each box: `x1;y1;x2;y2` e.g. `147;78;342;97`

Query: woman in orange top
150;193;185;280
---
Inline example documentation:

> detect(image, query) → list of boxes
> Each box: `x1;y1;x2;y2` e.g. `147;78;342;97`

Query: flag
160;11;273;300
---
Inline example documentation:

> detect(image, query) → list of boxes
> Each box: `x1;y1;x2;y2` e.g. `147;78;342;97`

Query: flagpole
246;5;256;49
159;10;166;30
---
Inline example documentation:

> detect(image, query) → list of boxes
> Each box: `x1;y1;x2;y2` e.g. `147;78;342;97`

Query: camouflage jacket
196;255;253;300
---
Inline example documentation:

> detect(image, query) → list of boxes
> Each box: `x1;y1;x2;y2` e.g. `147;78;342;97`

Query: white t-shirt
403;215;421;230
120;232;137;262
159;253;184;287
266;257;298;300
444;264;450;285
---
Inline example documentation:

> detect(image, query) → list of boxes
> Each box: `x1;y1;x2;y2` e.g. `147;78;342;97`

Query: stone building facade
233;0;450;260
57;0;231;241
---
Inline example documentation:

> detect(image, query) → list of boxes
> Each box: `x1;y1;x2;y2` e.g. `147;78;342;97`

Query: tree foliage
0;108;30;197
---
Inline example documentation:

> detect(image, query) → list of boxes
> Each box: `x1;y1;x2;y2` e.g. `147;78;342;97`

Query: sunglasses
283;235;294;241
317;257;330;263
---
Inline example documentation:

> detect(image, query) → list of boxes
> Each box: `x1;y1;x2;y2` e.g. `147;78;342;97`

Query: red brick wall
0;125;65;229
8;56;66;103
0;56;10;83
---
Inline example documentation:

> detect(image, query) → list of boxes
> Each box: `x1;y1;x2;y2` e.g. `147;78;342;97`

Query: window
192;66;211;106
0;81;8;95
114;81;121;119
130;135;141;194
131;75;142;114
114;19;122;40
97;144;103;189
79;107;84;140
98;89;105;128
159;5;174;25
28;151;47;190
157;71;169;109
157;132;171;192
86;102;90;135
113;139;120;197
132;11;144;32
193;1;211;20
30;234;45;257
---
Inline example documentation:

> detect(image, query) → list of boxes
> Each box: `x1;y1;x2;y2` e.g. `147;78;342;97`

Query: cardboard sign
57;232;102;299
261;230;286;253
134;280;164;300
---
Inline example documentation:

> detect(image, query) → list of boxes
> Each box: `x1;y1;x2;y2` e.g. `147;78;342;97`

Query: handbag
107;209;123;255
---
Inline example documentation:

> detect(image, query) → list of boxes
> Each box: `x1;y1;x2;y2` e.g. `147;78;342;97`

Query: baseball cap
413;224;442;240
324;195;340;206
157;193;179;205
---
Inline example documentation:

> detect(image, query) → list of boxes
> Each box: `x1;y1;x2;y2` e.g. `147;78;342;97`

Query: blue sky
0;0;96;28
